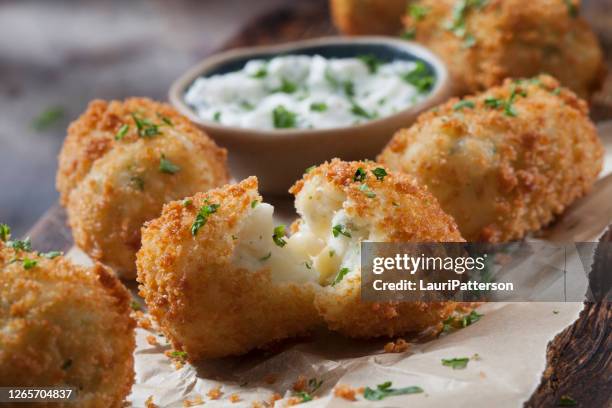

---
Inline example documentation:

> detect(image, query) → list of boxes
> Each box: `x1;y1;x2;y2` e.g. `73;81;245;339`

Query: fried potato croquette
379;75;604;242
0;236;135;408
138;160;465;358
403;0;605;98
291;159;464;338
57;98;229;279
137;177;321;359
330;0;409;35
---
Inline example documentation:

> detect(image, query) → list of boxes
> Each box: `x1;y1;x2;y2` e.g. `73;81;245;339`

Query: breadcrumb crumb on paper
333;385;358;401
207;386;223;400
384;338;411;353
145;396;157;408
229;393;241;403
183;395;204;407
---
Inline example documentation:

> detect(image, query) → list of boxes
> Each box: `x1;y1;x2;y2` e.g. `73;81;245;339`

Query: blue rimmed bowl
169;36;451;195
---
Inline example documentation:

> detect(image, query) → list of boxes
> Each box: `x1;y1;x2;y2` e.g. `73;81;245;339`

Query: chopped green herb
462;310;483;327
259;252;272;261
310;102;328;112
191;202;220;236
453;100;476;111
213;111;222;122
130;176;145;191
272;225;287;247
558;395;577;406
353;167;367;182
130;300;142;311
329;250;335;258
553;310;560;314
351;102;374;119
484;85;526;117
159;154;181;174
295;391;313;403
484;97;504;109
332;224;352;238
443;310;483;332
131;113;160;137
40;251;62;259
363;382;423;401
343;81;356;98
0;224;10;242
22;257;38;270
563;0;578;18
32;106;64;131
401;27;417;40
251;200;259;208
358;54;383;73
332;267;350;286
372;167;388;181
409;4;429;20
324;69;340;88
304;260;312;269
231;235;238;240
445;0;487;38
308;378;323;392
463;33;476;48
251;68;268;79
402;61;434;93
157;113;173;127
277;78;297;94
552;87;562;95
272;105;297;129
442;357;470;369
359;183;376;198
169;350;187;359
7;237;32;252
240;100;255;111
304;165;316;174
115;124;129;140
182;199;193;207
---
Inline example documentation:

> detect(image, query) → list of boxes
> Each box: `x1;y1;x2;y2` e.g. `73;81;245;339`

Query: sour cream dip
184;54;435;130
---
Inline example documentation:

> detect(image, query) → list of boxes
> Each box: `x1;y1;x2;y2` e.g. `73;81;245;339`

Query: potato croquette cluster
379;75;604;242
401;0;605;97
137;159;467;359
0;235;135;408
57;98;229;279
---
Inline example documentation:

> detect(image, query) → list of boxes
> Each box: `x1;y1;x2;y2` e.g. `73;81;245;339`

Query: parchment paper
67;122;612;408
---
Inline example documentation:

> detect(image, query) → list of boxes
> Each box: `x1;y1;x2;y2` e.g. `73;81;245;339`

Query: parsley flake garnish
159;154;181;174
331;267;350;286
272;225;287;247
310;102;328;112
251;68;268;79
304;260;312;269
259;252;272;261
169;350;188;359
401;28;417;40
332;224;351;238
363;382;423;401
40;251;62;259
130;300;142;311
443;310;483;332
0;224;10;242
353;167;367;182
359;184;376;198
182;199;193;207
115;124;129;140
7;237;32;252
484;85;526;117
277;78;297;94
453;100;476;111
213;111;222;122
130;176;145;191
344;80;356;98
372;167;387;181
131;113;160;137
32;106;64;131
191;202;220;236
409;4;430;21
157;113;173;127
442;357;470;369
251;200;259;208
563;0;578;18
304;165;316;174
22;257;38;270
402;61;435;93
358;54;383;73
272;105;297;129
351;102;374;119
295;391;313;403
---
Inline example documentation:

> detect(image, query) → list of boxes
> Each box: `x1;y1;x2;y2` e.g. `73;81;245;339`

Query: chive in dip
184;54;435;130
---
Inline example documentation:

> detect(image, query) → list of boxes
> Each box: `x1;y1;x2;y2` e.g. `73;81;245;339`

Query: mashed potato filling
232;176;368;288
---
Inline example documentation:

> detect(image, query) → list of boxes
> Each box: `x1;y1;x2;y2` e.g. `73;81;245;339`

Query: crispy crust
404;0;606;98
56;98;229;278
137;177;320;360
329;0;408;35
379;75;604;242
0;242;135;408
292;159;466;337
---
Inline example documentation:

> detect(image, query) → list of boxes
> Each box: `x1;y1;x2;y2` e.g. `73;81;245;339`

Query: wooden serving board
27;0;611;406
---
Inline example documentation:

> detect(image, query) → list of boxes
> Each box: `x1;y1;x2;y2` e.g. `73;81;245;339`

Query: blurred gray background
0;0;291;236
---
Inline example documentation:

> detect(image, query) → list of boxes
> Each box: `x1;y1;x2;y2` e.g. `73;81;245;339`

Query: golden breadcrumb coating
403;0;605;98
0;241;135;408
330;0;408;35
291;159;465;338
379;75;604;242
57;98;229;278
137;177;321;360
